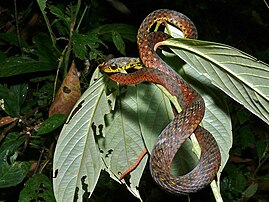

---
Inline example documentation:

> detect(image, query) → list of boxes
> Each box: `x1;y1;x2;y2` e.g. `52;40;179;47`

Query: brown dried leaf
0;116;18;127
49;62;81;117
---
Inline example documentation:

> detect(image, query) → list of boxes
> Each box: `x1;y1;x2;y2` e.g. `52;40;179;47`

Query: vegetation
0;0;268;201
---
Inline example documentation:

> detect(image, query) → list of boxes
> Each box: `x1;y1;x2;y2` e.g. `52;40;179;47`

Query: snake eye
110;64;118;70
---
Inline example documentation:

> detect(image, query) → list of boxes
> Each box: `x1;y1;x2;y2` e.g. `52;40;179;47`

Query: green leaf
49;5;70;26
33;33;58;63
101;79;203;198
256;140;266;161
232;171;247;193
100;85;147;200
19;174;56;202
222;164;247;194
162;28;232;184
0;132;25;161
135;83;174;151
136;82;200;176
37;114;67;136
0;85;20;116
0;33;57;78
72;31;104;60
72;32;88;59
53;76;108;201
10;83;29;107
112;31;126;55
242;183;258;199
0;56;56;78
49;5;70;34
0;161;31;188
0;83;28;116
32;81;54;106
162;38;269;125
0;33;19;47
0;33;28;48
89;23;137;42
174;61;232;184
36;0;47;12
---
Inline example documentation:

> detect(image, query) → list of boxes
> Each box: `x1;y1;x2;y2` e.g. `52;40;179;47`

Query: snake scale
99;9;221;194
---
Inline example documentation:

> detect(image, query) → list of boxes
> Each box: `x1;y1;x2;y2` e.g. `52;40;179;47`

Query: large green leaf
160;38;269;125
72;31;105;60
137;83;200;176
181;65;232;182
54;38;269;200
53;77;108;201
0;33;22;47
0;132;25;161
136;83;174;151
0;34;58;78
89;23;137;42
99;69;226;198
0;56;55;78
37;114;67;136
0;161;31;188
136;67;231;187
94;69;150;199
0;83;28;116
19;174;56;202
100;85;147;200
165;26;232;189
53;63;232;201
112;31;126;55
0;132;30;188
0;85;20;117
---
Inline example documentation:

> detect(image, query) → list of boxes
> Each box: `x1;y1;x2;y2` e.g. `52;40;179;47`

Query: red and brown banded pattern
99;9;221;195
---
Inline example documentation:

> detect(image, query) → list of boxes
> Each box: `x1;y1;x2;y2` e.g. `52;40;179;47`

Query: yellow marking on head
103;58;143;73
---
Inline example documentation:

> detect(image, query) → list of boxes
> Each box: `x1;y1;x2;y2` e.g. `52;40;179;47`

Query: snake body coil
100;9;221;194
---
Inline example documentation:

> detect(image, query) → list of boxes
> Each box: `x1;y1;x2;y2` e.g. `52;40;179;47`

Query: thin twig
14;0;22;53
76;6;89;31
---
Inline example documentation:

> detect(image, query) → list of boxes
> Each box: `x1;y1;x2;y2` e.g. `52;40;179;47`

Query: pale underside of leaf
184;63;232;170
161;38;269;125
137;83;199;174
100;84;147;200
53;78;109;201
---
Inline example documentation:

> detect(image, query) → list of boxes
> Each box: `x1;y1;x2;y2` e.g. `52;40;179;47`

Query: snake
99;9;221;195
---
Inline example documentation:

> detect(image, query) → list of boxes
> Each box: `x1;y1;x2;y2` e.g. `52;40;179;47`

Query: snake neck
138;30;200;106
137;9;198;46
137;9;198;107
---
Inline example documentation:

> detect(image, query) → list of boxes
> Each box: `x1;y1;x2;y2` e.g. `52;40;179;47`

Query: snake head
99;57;144;73
98;62;118;73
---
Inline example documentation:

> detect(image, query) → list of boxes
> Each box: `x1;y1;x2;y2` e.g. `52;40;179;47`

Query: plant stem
76;6;89;31
37;0;56;48
14;0;22;53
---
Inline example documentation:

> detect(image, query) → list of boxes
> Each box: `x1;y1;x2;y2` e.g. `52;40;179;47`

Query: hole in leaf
66;100;85;124
81;175;91;200
53;169;58;178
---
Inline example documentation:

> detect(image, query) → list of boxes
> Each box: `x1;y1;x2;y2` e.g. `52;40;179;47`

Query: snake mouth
104;67;142;75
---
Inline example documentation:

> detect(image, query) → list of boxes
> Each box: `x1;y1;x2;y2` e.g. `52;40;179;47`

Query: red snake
99;9;221;194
